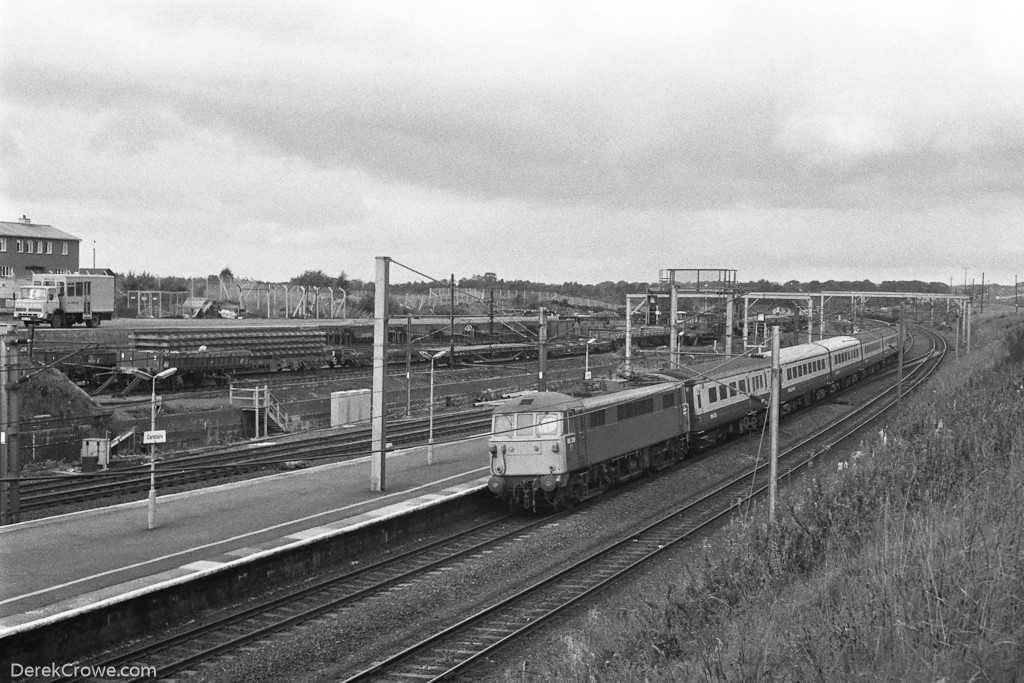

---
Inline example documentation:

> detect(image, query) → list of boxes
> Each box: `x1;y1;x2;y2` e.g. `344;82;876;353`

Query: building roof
0;220;79;241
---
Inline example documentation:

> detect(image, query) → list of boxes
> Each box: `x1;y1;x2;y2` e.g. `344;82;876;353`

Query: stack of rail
131;327;327;371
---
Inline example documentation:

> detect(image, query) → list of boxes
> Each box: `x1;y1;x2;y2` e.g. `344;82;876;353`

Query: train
486;328;899;510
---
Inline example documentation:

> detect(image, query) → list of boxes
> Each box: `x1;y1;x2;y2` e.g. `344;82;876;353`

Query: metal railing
229;385;291;434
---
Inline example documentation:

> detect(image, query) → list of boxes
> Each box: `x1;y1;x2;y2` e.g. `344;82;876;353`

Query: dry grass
509;314;1024;682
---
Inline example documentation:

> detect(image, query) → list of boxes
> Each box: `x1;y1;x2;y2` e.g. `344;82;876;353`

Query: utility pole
449;274;456;365
538;307;548;391
370;256;390;492
725;294;735;353
768;325;780;527
966;300;972;355
897;302;904;412
669;284;678;367
405;315;412;417
980;272;985;314
624;296;633;374
0;331;8;525
0;329;21;525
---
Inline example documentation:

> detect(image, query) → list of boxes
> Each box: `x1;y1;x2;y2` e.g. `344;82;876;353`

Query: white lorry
14;273;116;327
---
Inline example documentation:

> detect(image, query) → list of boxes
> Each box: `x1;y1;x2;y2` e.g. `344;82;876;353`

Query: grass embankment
519;315;1024;682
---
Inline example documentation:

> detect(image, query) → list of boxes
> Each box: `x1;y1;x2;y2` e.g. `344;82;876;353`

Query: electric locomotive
487;383;688;510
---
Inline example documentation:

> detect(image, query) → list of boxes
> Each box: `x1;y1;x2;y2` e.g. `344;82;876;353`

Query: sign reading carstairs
143;430;167;444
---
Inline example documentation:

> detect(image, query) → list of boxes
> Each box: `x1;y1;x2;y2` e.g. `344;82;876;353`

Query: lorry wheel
86;317;99;328
50;311;64;328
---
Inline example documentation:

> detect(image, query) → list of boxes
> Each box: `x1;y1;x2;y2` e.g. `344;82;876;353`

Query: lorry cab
14;285;57;322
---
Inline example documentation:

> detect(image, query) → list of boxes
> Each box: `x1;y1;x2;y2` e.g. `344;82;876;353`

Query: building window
16;239;22;253
0;266;13;279
36;240;42;253
26;240;34;254
62;242;68;256
0;238;5;252
46;241;52;254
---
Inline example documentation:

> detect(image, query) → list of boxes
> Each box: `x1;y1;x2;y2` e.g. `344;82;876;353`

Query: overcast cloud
1;1;1022;285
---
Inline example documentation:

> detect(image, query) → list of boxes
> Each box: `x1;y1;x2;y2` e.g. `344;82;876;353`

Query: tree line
117;269;954;302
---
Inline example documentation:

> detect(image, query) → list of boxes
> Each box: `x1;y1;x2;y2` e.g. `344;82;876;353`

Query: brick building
0;216;82;312
0;216;81;281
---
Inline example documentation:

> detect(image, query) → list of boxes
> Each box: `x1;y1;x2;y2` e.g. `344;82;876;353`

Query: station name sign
143;430;167;444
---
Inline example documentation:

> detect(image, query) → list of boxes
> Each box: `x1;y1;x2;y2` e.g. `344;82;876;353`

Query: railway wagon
37;348;119;387
117;348;253;386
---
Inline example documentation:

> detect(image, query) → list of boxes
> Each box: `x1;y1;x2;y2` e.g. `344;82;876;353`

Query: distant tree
334;270;350;290
219;267;234;281
121;270;159;291
290;270;334;288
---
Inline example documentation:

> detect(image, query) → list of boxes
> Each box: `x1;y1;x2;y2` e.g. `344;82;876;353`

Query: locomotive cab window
515;413;535;436
709;386;718;402
535;413;560;436
493;414;514;436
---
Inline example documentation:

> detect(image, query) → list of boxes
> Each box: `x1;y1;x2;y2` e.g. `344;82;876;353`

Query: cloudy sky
1;1;1022;286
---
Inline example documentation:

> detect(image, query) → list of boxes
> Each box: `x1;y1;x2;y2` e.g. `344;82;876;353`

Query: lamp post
583;337;598;380
419;350;447;465
130;366;177;529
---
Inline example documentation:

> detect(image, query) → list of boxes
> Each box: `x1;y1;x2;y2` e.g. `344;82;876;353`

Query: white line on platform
0;467;487;608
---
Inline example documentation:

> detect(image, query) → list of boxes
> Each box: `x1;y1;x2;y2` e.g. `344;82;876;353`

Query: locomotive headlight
550;442;559;452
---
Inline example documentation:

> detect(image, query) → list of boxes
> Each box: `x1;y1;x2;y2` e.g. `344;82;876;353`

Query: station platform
0;435;490;639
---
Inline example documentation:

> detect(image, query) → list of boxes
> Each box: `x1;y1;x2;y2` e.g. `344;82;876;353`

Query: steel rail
53;513;569;683
20;410;493;512
342;329;945;682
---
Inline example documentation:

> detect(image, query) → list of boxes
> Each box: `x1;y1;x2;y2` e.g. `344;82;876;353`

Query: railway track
54;514;559;683
20;409;493;513
342;329;946;682
54;330;944;682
